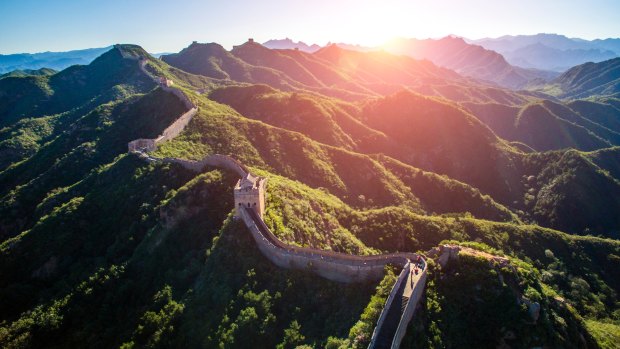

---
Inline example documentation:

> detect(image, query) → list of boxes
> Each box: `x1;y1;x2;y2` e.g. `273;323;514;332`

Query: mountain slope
160;42;311;92
0;68;57;79
0;46;154;126
164;40;540;106
463;100;620;151
539;57;620;99
385;36;558;89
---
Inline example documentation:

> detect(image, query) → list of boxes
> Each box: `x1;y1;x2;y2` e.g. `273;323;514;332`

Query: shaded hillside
405;249;597;348
385;36;557;89
359;90;521;202
567;98;620;133
0;46;154;126
518;149;620;236
0;158;387;348
463;100;619;151
208;84;388;152
0;88;188;240
0;68;56;79
537;57;620;99
586;146;620;179
204;82;620;236
160;42;308;92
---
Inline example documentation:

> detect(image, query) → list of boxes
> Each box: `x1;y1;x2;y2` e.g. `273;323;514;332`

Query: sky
0;0;619;54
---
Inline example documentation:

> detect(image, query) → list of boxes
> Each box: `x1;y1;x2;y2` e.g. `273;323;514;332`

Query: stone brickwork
128;138;157;153
119;44;198;154
234;173;266;218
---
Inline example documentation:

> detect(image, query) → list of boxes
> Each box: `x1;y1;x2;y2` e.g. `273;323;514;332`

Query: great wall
120;45;496;348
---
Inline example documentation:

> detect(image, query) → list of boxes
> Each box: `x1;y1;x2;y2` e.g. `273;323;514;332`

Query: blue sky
0;0;619;54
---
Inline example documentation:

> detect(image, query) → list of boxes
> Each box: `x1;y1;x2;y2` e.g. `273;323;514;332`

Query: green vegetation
534;57;620;99
2;43;620;348
586;320;620;349
404;252;598;348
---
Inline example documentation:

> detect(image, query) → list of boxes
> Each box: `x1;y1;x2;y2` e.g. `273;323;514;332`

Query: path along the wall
115;45;198;153
122;43;427;348
135;151;427;349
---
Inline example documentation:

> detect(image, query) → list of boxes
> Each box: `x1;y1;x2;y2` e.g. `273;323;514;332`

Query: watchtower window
247;203;251;207
253;203;256;206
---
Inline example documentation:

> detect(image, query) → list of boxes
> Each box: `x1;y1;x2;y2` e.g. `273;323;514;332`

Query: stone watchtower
234;172;266;218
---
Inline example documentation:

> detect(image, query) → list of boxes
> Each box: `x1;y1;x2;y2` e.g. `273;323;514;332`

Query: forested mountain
1;42;620;348
535;58;620;99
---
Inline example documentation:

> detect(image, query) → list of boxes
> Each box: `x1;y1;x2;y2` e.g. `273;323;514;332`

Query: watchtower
159;77;174;87
234;172;266;218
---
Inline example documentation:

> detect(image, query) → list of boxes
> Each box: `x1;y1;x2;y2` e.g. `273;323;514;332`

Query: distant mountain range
383;36;558;89
471;33;620;71
0;46;113;74
263;36;559;89
262;38;321;53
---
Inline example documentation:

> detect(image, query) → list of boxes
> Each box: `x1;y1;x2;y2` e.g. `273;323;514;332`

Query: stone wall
116;44;429;344
391;268;428;348
128;138;156;153
238;206;415;283
121;44;198;154
368;263;411;348
131;148;429;347
156;107;198;143
153;154;249;178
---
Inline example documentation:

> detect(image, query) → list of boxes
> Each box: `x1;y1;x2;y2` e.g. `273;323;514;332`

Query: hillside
0;68;56;79
463;100;620;151
0;46;155;126
537;57;620;99
2;43;620;348
163;40;540;106
203;78;620;237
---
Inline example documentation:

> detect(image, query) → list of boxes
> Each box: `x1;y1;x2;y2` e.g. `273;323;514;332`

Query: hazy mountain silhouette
473;34;620;71
0;46;113;73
